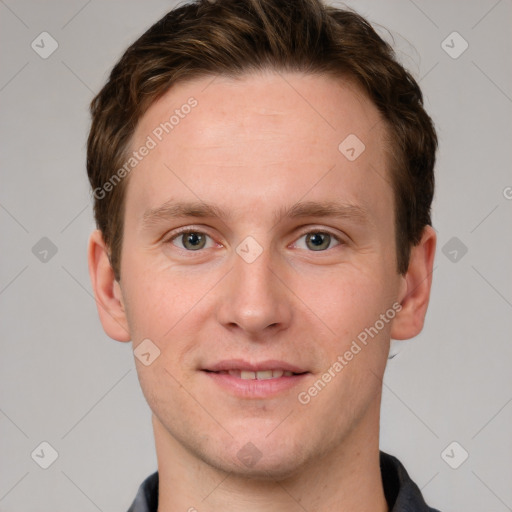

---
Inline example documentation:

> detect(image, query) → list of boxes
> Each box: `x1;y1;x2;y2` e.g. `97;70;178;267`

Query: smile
215;369;297;380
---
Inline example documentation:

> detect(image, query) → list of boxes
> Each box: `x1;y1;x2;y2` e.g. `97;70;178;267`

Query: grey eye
305;232;332;251
178;232;207;250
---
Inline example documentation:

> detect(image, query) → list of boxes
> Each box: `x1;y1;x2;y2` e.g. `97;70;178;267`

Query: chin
201;433;311;482
232;463;303;481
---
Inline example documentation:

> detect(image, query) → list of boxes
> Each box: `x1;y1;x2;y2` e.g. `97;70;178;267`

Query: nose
215;243;293;338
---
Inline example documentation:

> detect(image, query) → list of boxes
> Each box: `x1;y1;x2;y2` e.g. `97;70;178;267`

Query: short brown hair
87;0;437;281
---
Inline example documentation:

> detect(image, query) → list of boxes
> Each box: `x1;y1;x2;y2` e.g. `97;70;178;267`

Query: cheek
120;259;227;370
121;277;169;336
121;252;204;328
294;263;393;340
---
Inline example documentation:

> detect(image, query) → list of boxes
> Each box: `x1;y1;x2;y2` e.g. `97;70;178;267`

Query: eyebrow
141;199;370;229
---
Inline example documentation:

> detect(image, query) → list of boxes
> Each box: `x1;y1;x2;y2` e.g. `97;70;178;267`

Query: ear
87;229;131;342
391;226;436;340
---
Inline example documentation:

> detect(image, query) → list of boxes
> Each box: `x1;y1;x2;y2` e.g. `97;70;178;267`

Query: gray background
1;0;511;511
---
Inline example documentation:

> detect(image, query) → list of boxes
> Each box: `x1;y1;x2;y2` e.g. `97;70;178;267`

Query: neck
153;406;389;512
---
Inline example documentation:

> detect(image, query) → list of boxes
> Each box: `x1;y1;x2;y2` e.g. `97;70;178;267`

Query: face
98;71;414;477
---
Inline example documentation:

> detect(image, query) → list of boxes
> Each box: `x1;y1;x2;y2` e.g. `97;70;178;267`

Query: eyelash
164;226;344;252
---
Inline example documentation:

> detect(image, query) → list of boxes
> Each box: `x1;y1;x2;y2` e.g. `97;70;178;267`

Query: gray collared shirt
127;451;441;511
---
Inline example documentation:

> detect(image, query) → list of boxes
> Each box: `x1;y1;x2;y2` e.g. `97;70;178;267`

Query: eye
169;231;215;251
294;231;341;251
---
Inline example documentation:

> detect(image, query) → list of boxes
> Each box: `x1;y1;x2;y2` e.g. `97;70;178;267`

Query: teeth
228;369;295;380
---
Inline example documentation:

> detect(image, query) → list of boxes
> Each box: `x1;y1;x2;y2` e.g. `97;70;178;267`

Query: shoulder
380;451;442;512
126;471;159;512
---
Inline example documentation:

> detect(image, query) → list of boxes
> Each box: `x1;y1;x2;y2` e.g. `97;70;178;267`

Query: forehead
126;71;392;226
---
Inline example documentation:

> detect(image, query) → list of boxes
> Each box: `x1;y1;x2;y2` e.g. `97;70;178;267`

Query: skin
88;70;436;512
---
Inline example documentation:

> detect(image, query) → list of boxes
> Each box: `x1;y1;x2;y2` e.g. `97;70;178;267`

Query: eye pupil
306;232;330;251
183;232;206;250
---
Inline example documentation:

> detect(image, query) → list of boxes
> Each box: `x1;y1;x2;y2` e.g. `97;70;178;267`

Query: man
87;0;440;510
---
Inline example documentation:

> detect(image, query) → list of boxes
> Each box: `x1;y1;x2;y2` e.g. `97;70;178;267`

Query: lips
203;360;309;398
202;359;308;381
215;369;295;380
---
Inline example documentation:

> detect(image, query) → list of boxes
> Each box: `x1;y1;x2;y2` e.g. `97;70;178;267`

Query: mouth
204;369;305;380
201;359;310;398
